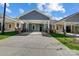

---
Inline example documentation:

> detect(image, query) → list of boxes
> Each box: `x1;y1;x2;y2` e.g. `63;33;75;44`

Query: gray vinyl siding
19;10;50;20
62;13;79;22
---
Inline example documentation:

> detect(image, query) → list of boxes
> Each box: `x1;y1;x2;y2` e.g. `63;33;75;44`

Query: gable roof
0;14;16;22
18;9;51;20
64;12;79;22
62;12;79;22
55;12;79;24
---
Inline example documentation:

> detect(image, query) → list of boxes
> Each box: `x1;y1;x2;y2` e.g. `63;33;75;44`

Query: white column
44;23;46;32
14;22;16;28
74;25;75;33
63;22;66;34
19;23;21;29
55;24;56;30
71;24;72;33
27;23;29;32
48;21;50;33
26;23;28;31
19;21;24;30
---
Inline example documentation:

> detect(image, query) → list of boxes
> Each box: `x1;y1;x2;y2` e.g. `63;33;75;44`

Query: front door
32;24;37;31
32;24;35;31
22;23;26;32
40;24;43;31
66;26;71;33
32;24;40;32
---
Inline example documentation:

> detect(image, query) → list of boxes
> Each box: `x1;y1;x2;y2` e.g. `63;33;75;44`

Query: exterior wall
0;17;16;32
5;22;16;32
56;25;64;34
72;25;79;33
0;22;16;32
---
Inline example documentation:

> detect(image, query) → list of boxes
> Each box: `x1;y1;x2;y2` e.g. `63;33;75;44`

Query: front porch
16;20;51;33
54;21;79;34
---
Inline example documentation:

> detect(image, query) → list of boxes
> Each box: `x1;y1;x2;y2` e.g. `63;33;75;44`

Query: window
9;24;11;28
17;23;19;27
57;26;58;30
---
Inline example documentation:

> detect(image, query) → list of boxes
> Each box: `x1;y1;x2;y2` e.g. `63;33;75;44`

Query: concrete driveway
0;32;77;56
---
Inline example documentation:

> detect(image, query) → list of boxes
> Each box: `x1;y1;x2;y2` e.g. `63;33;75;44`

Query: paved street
0;32;77;56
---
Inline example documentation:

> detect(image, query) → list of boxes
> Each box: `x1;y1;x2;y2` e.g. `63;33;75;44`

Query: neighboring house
0;15;16;32
16;9;56;33
55;12;79;34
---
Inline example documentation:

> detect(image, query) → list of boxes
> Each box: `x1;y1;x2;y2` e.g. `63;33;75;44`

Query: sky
0;3;79;20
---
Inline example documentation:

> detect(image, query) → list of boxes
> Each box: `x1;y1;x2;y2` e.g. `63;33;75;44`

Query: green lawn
0;31;17;40
50;33;79;50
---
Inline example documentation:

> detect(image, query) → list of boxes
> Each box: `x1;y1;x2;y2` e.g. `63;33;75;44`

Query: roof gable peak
17;9;51;19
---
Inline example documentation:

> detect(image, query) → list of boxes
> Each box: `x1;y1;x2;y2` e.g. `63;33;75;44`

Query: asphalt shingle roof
18;10;50;20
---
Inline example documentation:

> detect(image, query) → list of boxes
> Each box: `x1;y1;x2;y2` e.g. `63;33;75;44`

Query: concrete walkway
0;32;77;56
66;33;79;37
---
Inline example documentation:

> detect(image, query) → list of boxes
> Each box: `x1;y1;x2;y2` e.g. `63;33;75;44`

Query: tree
1;3;6;34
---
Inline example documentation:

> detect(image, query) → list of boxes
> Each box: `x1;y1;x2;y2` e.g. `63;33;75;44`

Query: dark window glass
9;24;11;28
17;23;19;27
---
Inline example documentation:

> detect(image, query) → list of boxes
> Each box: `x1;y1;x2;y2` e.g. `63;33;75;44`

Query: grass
0;31;17;40
50;33;79;50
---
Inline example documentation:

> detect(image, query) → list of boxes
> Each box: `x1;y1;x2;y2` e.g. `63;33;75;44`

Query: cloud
37;3;65;13
48;3;65;13
37;3;45;11
0;3;12;13
6;8;12;13
0;3;10;7
6;3;10;7
37;3;65;20
19;8;24;14
53;16;63;20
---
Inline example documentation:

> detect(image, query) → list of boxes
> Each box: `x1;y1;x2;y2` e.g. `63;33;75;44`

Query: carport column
74;25;76;33
71;24;72;33
48;21;50;33
19;23;22;29
44;23;46;32
54;24;57;32
27;23;29;32
63;21;66;35
15;22;17;28
26;23;28;31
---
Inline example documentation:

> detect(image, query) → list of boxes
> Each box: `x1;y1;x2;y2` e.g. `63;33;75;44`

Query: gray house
16;9;55;33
